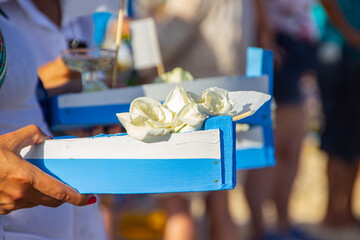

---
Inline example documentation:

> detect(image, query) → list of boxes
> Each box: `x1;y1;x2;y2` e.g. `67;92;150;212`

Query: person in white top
0;0;94;66
0;1;107;240
0;0;94;90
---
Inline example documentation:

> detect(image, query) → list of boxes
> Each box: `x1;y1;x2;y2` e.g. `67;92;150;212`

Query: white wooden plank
21;129;221;160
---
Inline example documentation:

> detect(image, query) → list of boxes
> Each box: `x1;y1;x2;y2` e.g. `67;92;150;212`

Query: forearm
253;0;275;49
45;79;82;97
254;0;273;33
320;0;355;38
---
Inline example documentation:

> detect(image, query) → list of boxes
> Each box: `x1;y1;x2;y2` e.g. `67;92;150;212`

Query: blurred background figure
132;0;256;239
244;0;319;239
134;0;255;79
315;0;360;233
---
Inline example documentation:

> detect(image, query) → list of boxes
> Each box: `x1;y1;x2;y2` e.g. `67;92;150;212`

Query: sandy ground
225;132;360;240
113;132;360;240
226;133;329;227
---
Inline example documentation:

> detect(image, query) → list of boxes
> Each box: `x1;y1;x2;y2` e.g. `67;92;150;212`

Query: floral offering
117;86;236;141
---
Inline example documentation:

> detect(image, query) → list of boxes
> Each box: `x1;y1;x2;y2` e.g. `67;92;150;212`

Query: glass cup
61;48;116;92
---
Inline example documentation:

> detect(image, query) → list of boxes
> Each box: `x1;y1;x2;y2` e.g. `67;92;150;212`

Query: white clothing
0;9;106;240
0;11;49;136
0;0;94;67
3;204;106;240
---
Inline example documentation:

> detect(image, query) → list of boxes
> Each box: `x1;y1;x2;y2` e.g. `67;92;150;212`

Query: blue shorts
273;33;317;104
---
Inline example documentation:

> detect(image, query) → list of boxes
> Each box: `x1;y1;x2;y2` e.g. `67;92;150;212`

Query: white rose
173;103;208;133
163;86;198;113
154;67;194;83
116;86;239;141
186;91;202;103
200;87;236;115
116;97;174;141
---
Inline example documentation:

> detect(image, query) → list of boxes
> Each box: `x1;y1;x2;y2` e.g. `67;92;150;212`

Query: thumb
6;125;49;153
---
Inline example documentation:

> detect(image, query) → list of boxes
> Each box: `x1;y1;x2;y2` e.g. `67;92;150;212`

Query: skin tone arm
32;0;61;27
0;125;96;215
253;0;285;68
320;0;360;48
253;0;274;49
38;57;82;97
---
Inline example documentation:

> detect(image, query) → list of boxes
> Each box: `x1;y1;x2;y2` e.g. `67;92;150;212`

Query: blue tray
21;116;236;194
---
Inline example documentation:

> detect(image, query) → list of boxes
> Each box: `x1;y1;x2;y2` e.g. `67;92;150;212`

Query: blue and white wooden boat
21;115;236;194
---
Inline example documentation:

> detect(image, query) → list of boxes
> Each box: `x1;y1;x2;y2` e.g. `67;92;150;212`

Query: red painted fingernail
87;196;97;205
48;136;53;139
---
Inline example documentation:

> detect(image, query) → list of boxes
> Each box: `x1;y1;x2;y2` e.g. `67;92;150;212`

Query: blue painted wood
27;158;222;194
25;116;235;194
205;116;236;189
242;47;273;125
236;145;275;169
50;97;129;131
236;103;271;126
49;74;268;131
246;47;274;95
235;47;275;169
262;125;275;166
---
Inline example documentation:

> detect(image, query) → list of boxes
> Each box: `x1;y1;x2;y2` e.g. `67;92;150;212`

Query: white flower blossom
154;67;194;83
117;97;173;141
200;87;236;116
117;86;239;141
173;103;208;133
186;91;202;103
163;86;197;113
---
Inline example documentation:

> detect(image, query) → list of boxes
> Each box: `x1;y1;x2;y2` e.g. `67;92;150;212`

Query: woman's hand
0;125;95;215
38;57;81;90
38;57;82;97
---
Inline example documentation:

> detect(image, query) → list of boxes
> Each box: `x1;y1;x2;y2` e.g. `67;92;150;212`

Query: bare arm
38;57;82;96
253;0;275;49
320;0;360;48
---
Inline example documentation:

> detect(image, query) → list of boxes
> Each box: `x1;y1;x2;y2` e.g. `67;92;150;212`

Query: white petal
186;91;202;103
130;97;174;126
116;112;172;141
173;103;207;132
163;86;195;113
201;87;236;115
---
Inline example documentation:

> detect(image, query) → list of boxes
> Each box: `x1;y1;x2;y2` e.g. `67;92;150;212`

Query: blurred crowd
1;0;360;240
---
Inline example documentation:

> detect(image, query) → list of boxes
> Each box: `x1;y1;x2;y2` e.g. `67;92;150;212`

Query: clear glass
61;48;116;92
